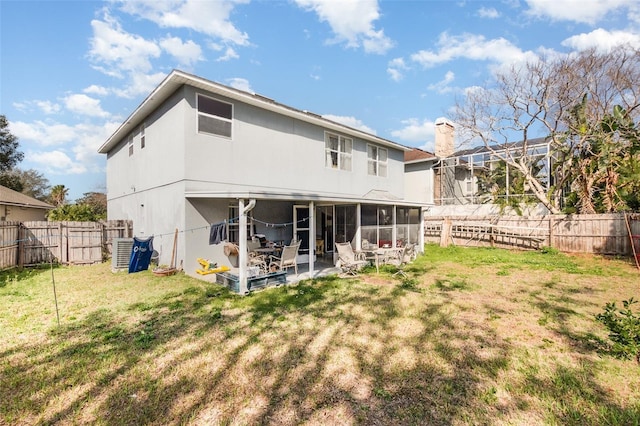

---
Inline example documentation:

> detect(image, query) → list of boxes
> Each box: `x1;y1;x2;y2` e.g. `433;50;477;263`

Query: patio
202;256;342;294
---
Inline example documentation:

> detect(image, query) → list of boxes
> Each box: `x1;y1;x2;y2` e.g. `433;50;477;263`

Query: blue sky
1;0;639;201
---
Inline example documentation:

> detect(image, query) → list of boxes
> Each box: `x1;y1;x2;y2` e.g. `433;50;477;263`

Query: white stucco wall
404;162;435;204
181;86;405;199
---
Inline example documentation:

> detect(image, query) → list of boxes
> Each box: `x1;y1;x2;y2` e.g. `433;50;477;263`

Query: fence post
490;225;495;247
17;223;24;268
440;218;452;247
58;222;64;264
548;215;554;248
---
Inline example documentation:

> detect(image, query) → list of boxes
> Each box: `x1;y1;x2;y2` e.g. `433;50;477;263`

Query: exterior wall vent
112;238;134;271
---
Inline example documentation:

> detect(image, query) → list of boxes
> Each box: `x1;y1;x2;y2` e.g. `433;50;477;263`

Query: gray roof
99;69;410;154
0;185;54;210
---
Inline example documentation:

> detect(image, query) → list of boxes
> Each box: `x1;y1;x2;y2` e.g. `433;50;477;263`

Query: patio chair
335;242;368;276
385;246;410;278
247;239;269;274
403;243;418;262
269;241;301;274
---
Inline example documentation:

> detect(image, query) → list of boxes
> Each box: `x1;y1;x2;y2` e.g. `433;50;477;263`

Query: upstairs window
140;123;145;149
127;134;133;156
325;132;352;171
367;144;387;177
197;94;232;138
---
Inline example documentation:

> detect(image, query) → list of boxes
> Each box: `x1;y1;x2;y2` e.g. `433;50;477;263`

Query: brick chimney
434;118;455;158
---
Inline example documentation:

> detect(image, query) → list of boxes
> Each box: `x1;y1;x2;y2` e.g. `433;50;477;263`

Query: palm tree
49;184;69;207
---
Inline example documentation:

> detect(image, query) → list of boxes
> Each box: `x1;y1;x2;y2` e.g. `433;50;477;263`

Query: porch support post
392;205;397;247
308;201;315;278
355;204;362;251
238;199;248;295
419;207;426;253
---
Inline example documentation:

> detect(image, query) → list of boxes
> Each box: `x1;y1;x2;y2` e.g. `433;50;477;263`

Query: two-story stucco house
99;70;428;292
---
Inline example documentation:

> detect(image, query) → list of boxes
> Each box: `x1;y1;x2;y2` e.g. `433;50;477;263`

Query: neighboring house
432;121;554;208
0;185;53;221
98;70;427;292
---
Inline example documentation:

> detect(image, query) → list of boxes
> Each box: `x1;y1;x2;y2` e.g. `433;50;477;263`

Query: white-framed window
367;144;388;177
197;94;233;138
228;204;253;244
140;123;145;149
465;177;474;194
127;134;133;156
325;132;352;171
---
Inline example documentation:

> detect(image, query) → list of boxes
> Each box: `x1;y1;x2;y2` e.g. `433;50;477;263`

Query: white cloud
427;71;456;94
88;11;161;77
83;85;110;96
226;78;252;93
112;72;167;99
71;121;120;170
28;150;87;175
160;36;203;67
524;0;637;24
322;114;376;134
410;32;533;69
35;100;61;115
14;119;119;174
116;0;250;46
11;100;60;115
387;57;408;81
216;46;240;62
63;94;110;118
391;118;436;147
10;120;77;147
294;0;394;54
562;28;640;51
477;7;500;19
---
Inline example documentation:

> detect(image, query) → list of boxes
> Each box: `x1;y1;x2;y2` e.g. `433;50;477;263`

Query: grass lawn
1;244;639;425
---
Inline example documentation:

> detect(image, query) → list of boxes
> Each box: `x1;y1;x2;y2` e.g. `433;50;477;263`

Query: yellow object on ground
195;258;230;275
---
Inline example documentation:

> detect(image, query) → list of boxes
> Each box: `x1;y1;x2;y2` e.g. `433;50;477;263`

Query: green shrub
595;298;640;364
540;246;559;255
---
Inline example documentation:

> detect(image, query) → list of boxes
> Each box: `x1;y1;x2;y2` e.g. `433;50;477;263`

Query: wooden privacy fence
424;213;640;257
0;220;133;270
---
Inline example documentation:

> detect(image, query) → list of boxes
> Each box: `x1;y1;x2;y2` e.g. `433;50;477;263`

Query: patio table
362;247;403;273
253;246;282;256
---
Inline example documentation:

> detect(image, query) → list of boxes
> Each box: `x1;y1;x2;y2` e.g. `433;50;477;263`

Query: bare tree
453;45;640;214
0;168;50;201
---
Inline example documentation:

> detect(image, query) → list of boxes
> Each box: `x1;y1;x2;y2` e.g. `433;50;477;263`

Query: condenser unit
112;238;134;271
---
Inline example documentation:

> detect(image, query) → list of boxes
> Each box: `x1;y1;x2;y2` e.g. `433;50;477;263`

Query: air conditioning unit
112;238;134;271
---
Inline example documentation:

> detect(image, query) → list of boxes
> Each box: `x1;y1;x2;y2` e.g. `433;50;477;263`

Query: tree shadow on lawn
1;272;638;425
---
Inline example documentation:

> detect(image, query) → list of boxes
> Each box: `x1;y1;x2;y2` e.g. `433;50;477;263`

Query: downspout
243;198;256;215
238;198;256;295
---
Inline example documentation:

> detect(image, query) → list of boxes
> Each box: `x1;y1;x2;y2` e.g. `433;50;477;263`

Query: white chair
335;242;368;276
385;246;410;278
269;241;301;274
403;243;417;262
